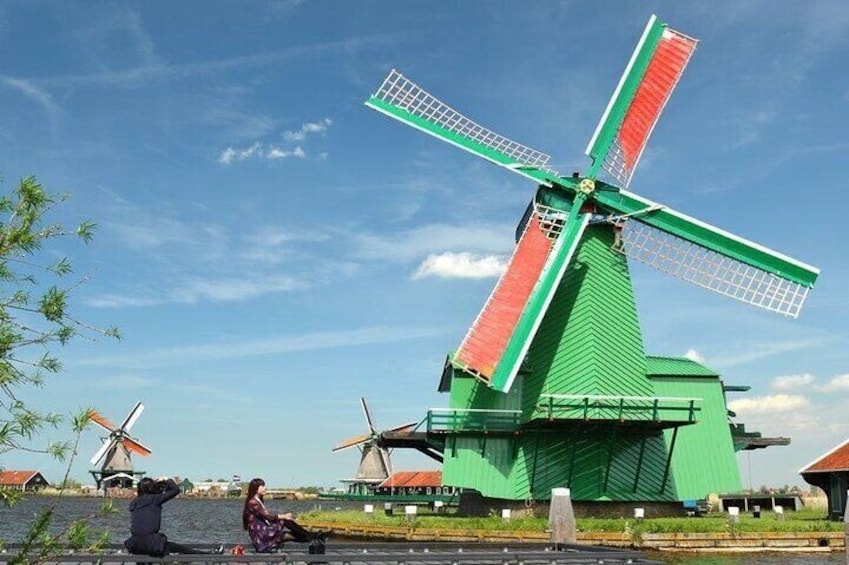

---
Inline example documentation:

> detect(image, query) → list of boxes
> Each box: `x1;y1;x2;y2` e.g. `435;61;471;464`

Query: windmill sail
366;70;560;187
456;202;590;392
594;189;819;317
586;14;698;187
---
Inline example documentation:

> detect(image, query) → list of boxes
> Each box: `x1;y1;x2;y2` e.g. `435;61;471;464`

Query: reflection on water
0;496;843;564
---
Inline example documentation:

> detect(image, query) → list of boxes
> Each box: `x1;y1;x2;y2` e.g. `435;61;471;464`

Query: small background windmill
332;398;417;496
88;402;151;491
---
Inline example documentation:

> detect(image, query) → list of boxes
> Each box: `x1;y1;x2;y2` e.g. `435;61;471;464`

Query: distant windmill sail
332;398;417;485
89;402;151;488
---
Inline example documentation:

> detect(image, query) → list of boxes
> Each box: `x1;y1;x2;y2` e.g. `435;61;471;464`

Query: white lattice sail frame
373;69;556;172
621;220;810;317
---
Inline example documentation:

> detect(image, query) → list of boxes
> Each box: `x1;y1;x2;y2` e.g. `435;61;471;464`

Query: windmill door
828;473;847;519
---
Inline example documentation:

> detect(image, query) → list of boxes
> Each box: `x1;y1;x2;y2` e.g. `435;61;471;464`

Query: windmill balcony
533;394;701;427
426;408;522;434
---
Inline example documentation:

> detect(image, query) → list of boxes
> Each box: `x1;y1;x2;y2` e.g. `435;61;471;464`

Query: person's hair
137;478;157;496
242;478;266;530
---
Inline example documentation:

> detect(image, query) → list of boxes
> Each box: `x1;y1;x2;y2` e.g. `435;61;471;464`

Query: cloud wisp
85;274;304;308
1;77;61;115
79;325;448;369
709;337;830;369
9;35;395;90
351;223;513;263
771;373;815;391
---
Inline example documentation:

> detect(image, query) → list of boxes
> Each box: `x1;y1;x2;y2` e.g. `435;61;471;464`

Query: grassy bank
300;508;842;534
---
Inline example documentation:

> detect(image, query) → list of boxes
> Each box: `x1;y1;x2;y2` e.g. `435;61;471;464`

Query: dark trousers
281;518;312;543
165;541;212;554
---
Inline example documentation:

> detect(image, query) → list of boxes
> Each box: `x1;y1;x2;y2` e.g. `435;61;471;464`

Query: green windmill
363;15;820;505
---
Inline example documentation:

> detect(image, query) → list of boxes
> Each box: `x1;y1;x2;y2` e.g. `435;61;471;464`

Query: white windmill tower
332;398;417;496
88;402;151;490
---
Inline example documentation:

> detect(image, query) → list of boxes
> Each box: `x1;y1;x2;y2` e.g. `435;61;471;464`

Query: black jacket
124;479;180;556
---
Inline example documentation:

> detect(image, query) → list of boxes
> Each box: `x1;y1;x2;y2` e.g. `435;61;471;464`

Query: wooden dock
1;542;659;564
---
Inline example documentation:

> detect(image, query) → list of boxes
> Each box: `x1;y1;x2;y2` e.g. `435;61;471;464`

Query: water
0;496;843;564
0;496;342;545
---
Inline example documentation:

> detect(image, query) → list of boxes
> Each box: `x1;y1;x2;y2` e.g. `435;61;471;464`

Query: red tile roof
0;470;40;486
800;439;849;473
380;471;442;488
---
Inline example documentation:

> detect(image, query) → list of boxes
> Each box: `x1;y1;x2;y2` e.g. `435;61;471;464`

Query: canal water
0;496;843;564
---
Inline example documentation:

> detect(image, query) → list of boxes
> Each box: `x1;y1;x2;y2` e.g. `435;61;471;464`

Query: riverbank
298;519;845;551
298;507;845;552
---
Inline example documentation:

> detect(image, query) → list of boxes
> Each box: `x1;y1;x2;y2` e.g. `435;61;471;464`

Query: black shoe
214;544;225;554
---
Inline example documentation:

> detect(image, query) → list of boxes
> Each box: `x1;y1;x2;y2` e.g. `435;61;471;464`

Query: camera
154;480;169;494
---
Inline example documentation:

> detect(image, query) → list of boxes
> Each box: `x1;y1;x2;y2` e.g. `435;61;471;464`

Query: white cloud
817;373;849;393
218;142;307;163
267;145;305;159
727;394;810;415
218;142;262;164
412;252;506;280
771;373;815;391
283;118;332;141
684;348;705;364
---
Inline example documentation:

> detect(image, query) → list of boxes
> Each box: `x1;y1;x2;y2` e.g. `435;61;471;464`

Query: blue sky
1;1;847;491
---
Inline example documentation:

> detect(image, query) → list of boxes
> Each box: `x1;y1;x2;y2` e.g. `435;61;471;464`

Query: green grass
301;508;842;534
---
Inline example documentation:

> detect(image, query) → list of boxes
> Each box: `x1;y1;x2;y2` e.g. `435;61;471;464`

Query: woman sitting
242;477;328;553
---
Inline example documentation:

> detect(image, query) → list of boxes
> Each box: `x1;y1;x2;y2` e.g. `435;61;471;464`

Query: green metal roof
646;356;719;378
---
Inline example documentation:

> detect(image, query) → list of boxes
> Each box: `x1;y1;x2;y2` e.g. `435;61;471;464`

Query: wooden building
375;471;460;497
800;438;849;519
0;470;49;492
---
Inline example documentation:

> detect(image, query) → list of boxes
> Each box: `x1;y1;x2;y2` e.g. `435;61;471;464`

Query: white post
548;487;576;548
363;503;374;516
501;508;511;521
728;506;740;524
405;505;417;523
433;500;444;513
634;507;645;520
774;505;784;521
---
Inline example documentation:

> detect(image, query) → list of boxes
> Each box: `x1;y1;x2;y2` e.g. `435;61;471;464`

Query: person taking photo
124;477;224;557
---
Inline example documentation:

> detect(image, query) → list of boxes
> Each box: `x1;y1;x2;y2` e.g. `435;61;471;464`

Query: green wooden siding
442;436;530;500
650;376;742;499
442;427;679;501
448;371;522;412
521;224;651;419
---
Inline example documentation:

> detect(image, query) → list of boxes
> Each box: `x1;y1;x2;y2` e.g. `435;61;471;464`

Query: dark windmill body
89;402;151;490
332;398;417;497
